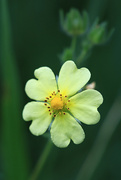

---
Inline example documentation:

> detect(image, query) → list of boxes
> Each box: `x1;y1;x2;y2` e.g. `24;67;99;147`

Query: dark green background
1;0;121;180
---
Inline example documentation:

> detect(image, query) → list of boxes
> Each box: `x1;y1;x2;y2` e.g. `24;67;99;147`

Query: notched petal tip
25;68;57;101
29;121;45;136
58;60;91;96
69;89;103;125
51;136;70;148
88;89;104;107
80;67;91;81
25;79;41;100
22;102;33;121
64;61;91;82
50;113;85;148
22;101;42;121
34;66;55;80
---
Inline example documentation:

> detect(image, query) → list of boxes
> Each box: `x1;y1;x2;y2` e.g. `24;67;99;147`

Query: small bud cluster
59;8;114;64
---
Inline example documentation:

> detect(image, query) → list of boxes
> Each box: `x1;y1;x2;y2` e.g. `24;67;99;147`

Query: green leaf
0;0;29;179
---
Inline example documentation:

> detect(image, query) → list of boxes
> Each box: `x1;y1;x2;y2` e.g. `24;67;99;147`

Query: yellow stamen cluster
44;90;70;117
51;97;63;110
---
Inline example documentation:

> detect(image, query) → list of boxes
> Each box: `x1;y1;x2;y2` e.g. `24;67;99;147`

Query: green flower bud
88;19;114;44
60;8;89;36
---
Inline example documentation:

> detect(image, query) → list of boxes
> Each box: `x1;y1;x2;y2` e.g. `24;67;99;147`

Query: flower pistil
44;90;70;117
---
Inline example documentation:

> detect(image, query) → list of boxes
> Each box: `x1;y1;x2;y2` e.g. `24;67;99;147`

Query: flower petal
22;102;52;135
69;89;103;125
50;113;85;148
22;101;45;121
25;67;57;101
58;61;91;96
29;117;52;136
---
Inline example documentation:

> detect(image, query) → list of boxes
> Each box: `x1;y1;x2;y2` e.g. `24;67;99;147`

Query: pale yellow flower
23;61;103;148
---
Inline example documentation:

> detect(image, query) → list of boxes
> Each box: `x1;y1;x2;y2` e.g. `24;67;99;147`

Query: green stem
29;140;53;180
76;41;93;66
71;36;77;50
71;36;77;56
76;95;121;180
76;49;88;65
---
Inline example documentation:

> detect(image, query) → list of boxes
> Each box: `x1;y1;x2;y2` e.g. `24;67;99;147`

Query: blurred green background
0;0;121;180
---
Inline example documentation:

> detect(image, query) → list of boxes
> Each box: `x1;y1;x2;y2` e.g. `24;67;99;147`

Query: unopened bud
60;8;89;36
86;82;96;89
88;19;114;44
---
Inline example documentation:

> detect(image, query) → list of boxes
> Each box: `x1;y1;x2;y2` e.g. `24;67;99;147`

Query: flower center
51;97;63;110
44;90;70;117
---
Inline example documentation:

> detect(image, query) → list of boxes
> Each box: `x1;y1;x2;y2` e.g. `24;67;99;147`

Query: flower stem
71;36;77;58
76;41;92;66
29;140;53;180
71;36;77;51
76;95;121;180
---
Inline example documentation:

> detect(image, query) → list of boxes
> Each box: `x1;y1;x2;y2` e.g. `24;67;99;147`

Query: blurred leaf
0;0;29;179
